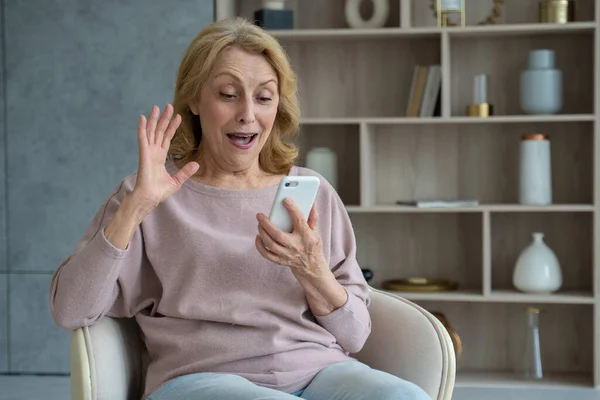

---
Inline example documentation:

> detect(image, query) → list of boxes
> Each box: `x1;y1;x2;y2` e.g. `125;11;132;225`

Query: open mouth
226;133;258;149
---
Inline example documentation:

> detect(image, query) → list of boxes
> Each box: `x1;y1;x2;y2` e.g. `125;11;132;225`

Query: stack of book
406;65;442;118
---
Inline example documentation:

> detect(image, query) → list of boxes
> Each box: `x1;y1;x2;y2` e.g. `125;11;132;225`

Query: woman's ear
189;102;199;116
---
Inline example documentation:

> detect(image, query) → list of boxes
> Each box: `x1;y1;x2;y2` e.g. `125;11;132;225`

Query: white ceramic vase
306;147;337;190
345;0;389;29
513;232;562;294
519;133;552;205
520;49;563;115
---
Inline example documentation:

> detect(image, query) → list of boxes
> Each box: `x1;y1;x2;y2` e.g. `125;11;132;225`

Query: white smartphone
268;176;320;233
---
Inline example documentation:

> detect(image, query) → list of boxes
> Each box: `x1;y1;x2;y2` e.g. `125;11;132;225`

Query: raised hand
132;104;199;215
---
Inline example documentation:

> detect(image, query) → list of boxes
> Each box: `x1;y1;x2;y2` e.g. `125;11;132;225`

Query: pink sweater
50;161;372;400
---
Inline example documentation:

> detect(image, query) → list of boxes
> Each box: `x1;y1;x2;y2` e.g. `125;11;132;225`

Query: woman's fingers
257;214;291;246
138;114;148;151
171;161;199;188
146;105;159;144
138;105;181;150
307;204;319;231
255;235;286;265
258;224;290;256
283;199;310;234
162;113;182;149
154;104;174;146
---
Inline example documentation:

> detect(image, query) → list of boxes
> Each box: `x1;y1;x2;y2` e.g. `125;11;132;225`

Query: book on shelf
405;65;442;118
396;199;480;208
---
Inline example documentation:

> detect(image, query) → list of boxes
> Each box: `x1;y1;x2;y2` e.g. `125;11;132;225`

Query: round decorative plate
382;277;459;292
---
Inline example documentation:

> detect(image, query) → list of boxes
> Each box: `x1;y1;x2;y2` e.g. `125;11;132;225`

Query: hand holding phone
268;176;320;233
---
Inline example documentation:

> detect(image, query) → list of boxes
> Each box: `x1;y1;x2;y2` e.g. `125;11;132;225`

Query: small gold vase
539;0;575;23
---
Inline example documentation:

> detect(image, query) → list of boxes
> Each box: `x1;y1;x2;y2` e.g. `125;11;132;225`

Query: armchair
70;288;456;400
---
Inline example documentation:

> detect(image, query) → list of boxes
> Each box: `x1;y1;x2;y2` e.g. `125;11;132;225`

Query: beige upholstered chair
70;288;456;400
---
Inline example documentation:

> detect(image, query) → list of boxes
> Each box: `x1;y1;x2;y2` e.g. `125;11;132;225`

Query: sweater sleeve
313;185;372;354
50;177;152;330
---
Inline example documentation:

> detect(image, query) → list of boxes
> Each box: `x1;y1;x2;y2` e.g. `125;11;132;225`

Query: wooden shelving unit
226;0;599;391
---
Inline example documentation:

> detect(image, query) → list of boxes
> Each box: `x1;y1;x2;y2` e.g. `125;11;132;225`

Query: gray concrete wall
1;0;214;374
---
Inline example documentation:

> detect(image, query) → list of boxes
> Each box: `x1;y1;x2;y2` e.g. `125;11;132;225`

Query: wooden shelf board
300;115;595;125
489;290;595;304
456;371;593;389
484;204;595;212
347;205;483;213
448;22;596;38
446;115;596;124
382;289;482;302
382;289;594;304
267;27;440;40
267;22;595;41
345;205;595;213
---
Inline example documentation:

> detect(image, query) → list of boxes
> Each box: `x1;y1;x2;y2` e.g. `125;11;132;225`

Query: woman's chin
221;153;261;172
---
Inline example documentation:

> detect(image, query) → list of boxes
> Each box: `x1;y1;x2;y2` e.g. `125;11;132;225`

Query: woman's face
190;45;279;173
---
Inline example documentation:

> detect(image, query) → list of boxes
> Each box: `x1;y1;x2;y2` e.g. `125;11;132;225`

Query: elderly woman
50;17;429;400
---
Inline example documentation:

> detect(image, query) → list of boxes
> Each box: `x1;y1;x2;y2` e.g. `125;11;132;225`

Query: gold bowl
382;277;459;292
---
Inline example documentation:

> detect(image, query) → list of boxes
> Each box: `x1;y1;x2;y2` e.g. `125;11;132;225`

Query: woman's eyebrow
214;72;277;87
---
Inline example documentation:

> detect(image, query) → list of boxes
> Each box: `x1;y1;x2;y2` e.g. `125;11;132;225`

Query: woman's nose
237;98;256;124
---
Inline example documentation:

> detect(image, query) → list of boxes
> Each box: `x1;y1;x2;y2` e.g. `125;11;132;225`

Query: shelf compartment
414;302;594;383
411;0;595;27
237;0;401;30
295;124;360;206
449;32;594;117
350;213;482;291
490;212;593;295
368;122;593;205
279;36;441;118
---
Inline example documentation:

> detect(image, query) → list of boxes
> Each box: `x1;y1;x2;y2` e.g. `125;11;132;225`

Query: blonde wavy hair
169;17;300;175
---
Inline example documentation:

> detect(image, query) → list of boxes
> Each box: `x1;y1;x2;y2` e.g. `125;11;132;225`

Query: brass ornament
430;0;505;26
382;277;459;292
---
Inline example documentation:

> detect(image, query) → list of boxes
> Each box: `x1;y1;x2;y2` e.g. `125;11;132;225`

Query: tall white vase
306;147;337;190
519;133;552;205
513;232;562;294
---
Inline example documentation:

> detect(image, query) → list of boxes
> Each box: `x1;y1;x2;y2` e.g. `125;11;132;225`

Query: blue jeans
147;361;430;400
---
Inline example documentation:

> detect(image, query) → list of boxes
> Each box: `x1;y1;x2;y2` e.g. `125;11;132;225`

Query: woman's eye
220;93;235;100
258;97;272;103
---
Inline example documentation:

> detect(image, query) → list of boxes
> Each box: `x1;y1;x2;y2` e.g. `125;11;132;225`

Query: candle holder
436;0;466;27
467;74;494;117
539;0;575;24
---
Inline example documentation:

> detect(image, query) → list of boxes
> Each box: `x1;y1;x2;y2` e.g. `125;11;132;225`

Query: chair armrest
71;328;92;400
353;288;456;400
70;317;145;400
